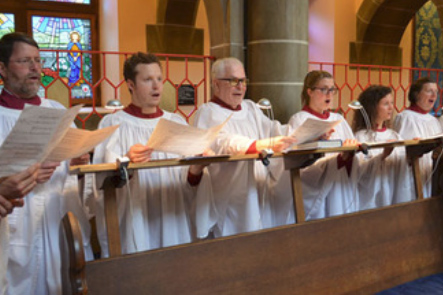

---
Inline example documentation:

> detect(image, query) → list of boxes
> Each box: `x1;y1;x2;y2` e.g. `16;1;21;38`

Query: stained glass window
0;13;14;38
414;1;442;115
35;0;91;4
32;15;92;99
0;13;15;90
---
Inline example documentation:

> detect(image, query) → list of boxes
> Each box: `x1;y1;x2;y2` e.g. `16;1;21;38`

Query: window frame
0;0;99;105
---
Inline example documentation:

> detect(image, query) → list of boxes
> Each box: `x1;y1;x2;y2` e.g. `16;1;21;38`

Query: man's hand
37;161;61;184
70;153;90;166
0;163;39;199
0;195;13;219
126;144;154;163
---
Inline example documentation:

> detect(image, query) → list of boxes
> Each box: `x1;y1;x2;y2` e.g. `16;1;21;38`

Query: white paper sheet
45;125;119;162
0;104;118;177
291;118;342;144
147;116;231;156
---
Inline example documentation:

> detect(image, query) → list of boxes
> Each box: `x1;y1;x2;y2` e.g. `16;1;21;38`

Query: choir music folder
290;139;343;151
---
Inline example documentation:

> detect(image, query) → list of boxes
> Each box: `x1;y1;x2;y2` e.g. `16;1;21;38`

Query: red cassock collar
210;96;242;111
302;105;330;119
0;89;41;110
123;103;164;118
408;104;429;114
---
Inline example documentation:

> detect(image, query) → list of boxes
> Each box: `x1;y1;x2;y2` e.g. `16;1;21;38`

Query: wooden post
103;176;122;257
290;168;305;223
410;157;424;200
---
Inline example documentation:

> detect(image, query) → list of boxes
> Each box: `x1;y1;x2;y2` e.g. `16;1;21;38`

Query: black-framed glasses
218;78;248;87
312;87;338;95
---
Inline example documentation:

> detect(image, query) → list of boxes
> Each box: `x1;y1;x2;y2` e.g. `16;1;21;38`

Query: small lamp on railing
105;99;124;110
349;100;375;154
256;98;274;166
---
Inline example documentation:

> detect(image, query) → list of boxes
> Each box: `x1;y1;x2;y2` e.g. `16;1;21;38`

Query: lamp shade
105;99;124;110
256;98;272;110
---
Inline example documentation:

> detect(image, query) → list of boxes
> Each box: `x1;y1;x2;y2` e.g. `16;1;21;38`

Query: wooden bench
62;138;443;294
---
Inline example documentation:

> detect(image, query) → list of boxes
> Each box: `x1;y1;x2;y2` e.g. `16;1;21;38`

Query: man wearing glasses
0;32;92;295
193;57;295;238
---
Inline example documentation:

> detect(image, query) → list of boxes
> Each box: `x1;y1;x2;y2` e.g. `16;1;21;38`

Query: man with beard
0;32;92;295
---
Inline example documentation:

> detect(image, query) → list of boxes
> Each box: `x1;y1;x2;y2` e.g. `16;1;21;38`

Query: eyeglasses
217;78;248;87
312;87;338;95
422;89;438;96
9;57;43;67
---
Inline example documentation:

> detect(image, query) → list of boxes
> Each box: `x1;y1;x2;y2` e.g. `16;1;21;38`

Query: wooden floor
75;197;443;295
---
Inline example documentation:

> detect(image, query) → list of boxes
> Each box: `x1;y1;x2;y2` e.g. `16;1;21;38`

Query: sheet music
291;118;342;144
147;115;231;156
45;125;119;162
0;104;118;177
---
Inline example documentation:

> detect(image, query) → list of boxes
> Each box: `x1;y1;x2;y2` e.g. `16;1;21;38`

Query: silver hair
211;57;244;80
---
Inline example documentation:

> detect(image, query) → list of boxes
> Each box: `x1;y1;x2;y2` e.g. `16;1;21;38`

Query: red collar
123;103;164;119
210;96;242;111
376;126;387;132
0;89;41;110
302;105;330;119
408;104;429;114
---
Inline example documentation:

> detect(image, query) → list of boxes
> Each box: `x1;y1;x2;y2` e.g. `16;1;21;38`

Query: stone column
203;0;245;62
247;0;309;122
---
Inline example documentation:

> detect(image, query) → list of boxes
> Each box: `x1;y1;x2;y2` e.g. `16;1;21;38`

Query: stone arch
147;0;203;55
148;0;245;60
350;0;443;66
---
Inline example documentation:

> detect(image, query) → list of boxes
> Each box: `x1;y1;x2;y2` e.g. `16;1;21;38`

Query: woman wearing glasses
394;77;443;198
284;70;360;221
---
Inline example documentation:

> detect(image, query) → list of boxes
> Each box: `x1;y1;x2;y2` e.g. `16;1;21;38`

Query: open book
291;139;343;151
287;118;343;151
0;104;118;178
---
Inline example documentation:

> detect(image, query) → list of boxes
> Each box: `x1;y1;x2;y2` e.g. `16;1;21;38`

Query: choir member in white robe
193;57;295;236
394;77;443;198
93;52;216;256
0;166;39;295
0;32;92;295
284;71;361;221
352;85;413;210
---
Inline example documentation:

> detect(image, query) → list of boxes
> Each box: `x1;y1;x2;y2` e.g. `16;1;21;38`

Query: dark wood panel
84;197;443;295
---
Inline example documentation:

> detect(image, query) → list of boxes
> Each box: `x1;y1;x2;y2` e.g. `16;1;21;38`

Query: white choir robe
394;110;443;198
355;129;414;210
192;99;288;236
0;100;93;295
278;111;360;221
93;110;216;257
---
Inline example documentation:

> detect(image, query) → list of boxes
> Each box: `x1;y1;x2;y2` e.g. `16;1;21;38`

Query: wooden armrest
60;211;88;295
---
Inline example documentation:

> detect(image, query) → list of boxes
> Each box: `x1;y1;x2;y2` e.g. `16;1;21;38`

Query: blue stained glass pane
0;13;15;91
0;13;15;39
32;15;93;99
35;0;91;4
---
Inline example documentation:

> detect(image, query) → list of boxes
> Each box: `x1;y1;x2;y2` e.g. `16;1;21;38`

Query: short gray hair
211;57;244;80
